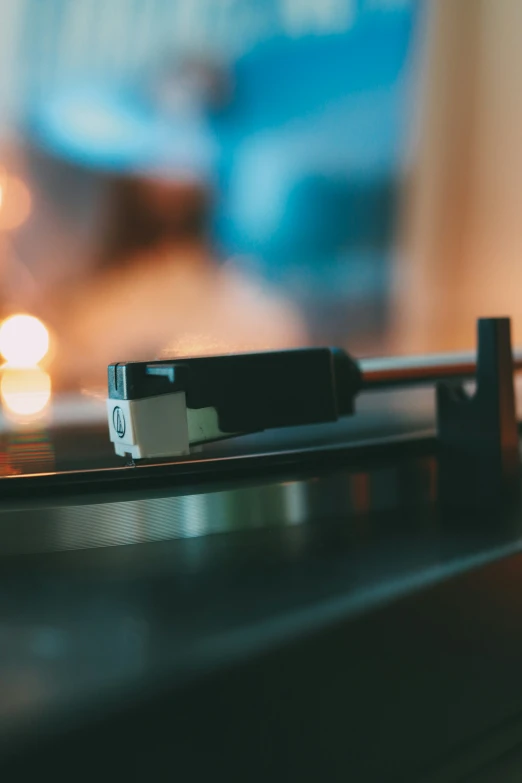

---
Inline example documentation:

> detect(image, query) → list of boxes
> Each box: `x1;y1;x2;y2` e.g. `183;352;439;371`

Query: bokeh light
0;315;49;366
0;367;51;417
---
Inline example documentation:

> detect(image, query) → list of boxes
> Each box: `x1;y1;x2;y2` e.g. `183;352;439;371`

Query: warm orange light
0;367;51;417
0;315;49;366
0;175;31;230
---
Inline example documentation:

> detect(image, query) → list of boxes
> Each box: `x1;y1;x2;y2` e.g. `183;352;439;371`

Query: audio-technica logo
113;406;126;438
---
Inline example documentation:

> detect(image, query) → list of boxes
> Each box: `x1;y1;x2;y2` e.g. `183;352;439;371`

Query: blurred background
1;0;517;420
0;0;420;404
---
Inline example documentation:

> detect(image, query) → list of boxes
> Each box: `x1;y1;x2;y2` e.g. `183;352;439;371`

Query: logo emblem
113;406;126;438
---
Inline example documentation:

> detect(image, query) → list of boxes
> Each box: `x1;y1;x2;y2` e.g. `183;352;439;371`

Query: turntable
2;318;522;781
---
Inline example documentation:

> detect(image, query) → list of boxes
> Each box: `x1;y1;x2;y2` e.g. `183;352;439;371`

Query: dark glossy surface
1;387;522;779
0;461;522;758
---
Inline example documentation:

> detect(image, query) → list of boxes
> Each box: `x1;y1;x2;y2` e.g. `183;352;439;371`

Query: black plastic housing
108;348;362;435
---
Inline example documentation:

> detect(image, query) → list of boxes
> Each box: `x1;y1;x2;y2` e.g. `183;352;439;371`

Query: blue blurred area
213;10;416;276
222;14;414;133
26;86;217;179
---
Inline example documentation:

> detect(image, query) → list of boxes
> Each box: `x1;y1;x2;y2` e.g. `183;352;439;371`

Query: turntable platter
1;374;522;780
